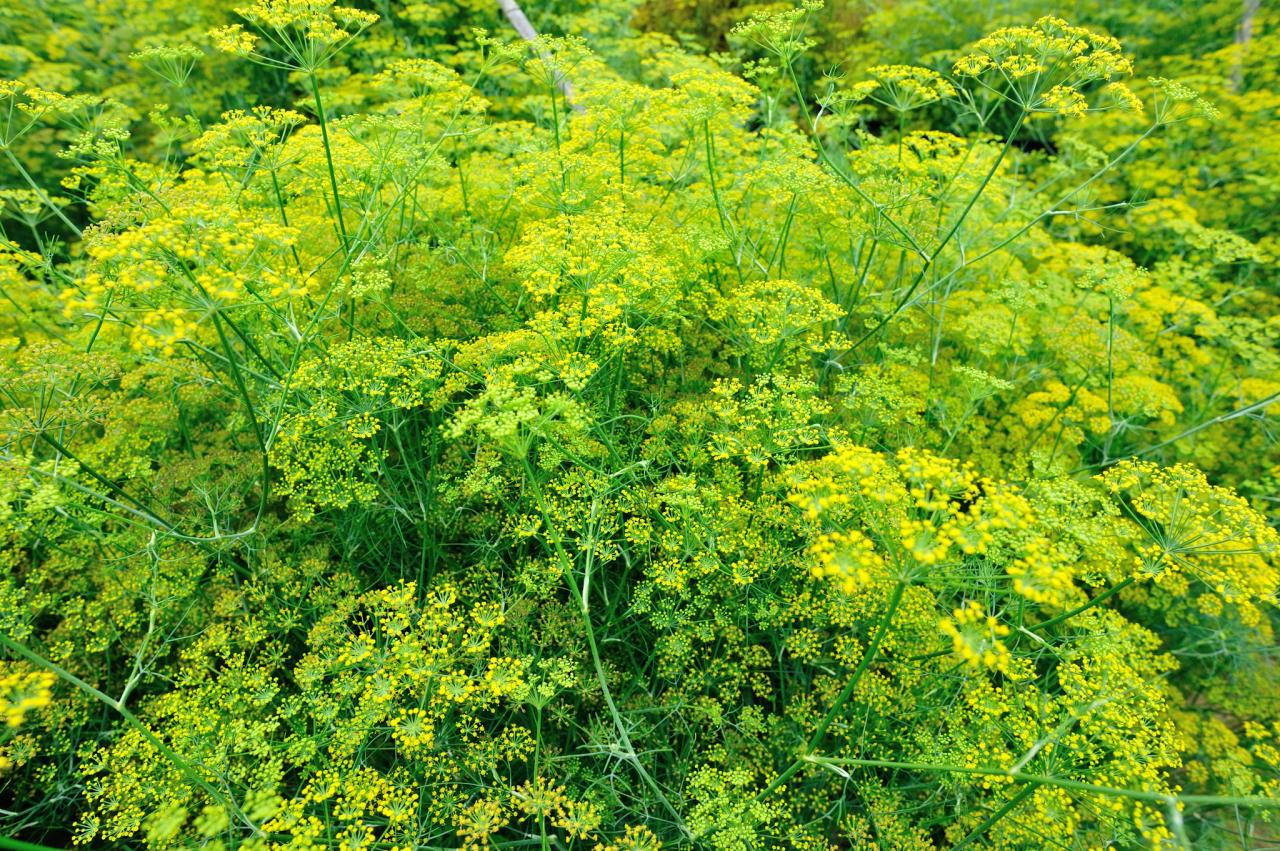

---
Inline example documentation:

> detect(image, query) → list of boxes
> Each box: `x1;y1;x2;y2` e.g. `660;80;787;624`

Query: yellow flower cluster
455;779;608;848
953;17;1131;81
865;65;957;112
953;16;1137;117
63;185;311;354
939;600;1012;672
809;529;882;594
1102;460;1280;625
791;443;1035;590
1;669;54;730
212;0;378;70
1006;537;1076;609
2;1;1279;848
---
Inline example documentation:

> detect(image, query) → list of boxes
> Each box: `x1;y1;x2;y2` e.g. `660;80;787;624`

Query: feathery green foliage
1;1;1279;848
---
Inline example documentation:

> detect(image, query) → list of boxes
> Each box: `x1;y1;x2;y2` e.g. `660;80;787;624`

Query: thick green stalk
3;148;81;237
0;634;258;834
520;459;690;839
804;754;1280;810
308;71;350;254
1032;576;1136;632
758;579;908;800
0;837;65;851
951;785;1036;848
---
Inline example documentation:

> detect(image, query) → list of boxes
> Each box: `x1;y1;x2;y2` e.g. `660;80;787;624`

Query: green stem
28;428;175;532
804;755;1280;809
520;459;689;839
847;121;1160;366
951;784;1035;848
758;579;908;800
308;71;350;254
784;63;928;261
1034;576;1136;632
1125;391;1280;463
703;120;743;285
0;634;257;833
533;704;549;851
0;837;66;851
210;312;271;534
844;111;1026;354
3;148;81;237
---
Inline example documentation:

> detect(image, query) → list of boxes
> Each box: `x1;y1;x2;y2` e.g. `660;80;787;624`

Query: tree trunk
496;0;584;112
1231;0;1261;91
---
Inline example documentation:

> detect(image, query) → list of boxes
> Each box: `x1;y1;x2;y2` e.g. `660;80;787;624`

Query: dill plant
0;1;1278;850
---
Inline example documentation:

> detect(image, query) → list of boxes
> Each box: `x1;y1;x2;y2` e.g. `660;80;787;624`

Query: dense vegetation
1;0;1278;848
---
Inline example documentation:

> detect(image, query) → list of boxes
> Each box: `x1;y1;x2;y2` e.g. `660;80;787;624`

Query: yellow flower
1;671;54;729
940;602;1012;673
